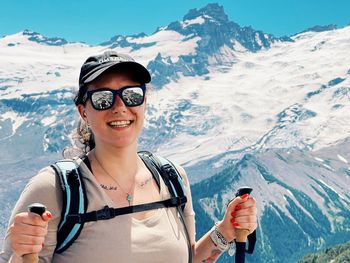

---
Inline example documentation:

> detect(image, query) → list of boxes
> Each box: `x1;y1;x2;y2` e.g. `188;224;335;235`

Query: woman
0;51;257;263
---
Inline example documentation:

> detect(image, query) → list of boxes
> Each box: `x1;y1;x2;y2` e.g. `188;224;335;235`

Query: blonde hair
63;118;95;158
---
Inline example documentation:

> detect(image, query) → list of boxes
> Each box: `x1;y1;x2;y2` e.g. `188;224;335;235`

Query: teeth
108;120;132;127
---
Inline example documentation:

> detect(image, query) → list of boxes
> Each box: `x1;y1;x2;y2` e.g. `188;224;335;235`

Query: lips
107;120;134;128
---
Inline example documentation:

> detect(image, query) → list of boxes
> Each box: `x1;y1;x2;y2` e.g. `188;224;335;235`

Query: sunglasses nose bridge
111;91;127;109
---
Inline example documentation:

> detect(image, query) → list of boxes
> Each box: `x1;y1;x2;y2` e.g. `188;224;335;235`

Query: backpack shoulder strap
51;159;88;254
138;151;192;263
138;151;161;190
138;151;186;210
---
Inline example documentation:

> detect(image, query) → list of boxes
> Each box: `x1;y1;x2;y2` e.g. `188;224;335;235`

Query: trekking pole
234;187;253;263
22;203;46;263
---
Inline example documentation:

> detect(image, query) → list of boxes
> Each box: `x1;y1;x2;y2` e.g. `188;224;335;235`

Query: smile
107;120;134;128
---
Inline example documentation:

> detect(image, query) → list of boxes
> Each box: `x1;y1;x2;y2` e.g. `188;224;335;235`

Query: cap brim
83;61;151;84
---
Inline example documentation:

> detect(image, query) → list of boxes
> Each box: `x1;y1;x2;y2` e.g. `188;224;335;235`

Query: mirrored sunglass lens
122;87;144;106
91;91;113;109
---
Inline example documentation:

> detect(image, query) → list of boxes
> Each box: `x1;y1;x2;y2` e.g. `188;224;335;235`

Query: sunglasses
83;85;146;110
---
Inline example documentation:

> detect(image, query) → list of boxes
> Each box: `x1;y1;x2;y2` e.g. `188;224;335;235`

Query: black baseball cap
75;50;151;105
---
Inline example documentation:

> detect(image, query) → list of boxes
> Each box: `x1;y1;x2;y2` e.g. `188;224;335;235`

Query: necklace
94;153;135;206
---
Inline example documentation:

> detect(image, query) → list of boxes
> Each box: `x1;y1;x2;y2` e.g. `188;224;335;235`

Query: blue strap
53;160;86;253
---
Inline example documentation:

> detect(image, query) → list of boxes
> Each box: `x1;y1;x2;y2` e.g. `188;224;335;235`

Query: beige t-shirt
0;158;196;263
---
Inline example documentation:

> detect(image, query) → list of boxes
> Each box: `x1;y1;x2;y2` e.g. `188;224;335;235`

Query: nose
111;95;126;113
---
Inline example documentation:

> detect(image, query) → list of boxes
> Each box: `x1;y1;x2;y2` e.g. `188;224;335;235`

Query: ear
77;105;87;121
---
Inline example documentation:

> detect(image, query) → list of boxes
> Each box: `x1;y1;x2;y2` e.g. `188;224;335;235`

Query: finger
11;222;48;237
12;233;45;246
227;194;250;211
232;222;257;231
232;198;256;212
231;206;257;217
11;243;43;255
41;211;52;222
230;215;257;226
20;213;47;227
240;197;256;208
233;215;257;224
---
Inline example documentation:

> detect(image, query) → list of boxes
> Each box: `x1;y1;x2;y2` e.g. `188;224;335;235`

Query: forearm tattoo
201;249;222;263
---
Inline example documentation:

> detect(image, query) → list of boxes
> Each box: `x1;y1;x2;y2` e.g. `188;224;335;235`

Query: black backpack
50;151;192;262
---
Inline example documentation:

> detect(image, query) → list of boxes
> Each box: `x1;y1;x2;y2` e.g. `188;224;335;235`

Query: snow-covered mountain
1;3;349;262
100;3;291;87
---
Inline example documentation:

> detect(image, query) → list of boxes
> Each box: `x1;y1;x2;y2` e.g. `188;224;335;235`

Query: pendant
126;194;133;205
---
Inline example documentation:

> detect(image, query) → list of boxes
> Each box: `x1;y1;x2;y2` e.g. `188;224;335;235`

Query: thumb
41;210;52;222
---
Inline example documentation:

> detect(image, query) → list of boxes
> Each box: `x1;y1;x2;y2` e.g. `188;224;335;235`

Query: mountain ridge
192;139;350;262
2;3;348;48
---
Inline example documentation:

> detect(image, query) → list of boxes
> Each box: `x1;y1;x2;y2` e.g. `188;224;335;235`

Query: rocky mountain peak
183;3;229;24
22;29;68;46
300;24;338;34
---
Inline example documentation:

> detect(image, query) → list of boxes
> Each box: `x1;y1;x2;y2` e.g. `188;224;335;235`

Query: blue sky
1;0;349;44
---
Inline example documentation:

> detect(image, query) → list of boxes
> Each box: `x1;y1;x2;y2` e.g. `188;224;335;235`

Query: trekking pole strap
67;196;187;223
246;230;256;254
235;242;246;263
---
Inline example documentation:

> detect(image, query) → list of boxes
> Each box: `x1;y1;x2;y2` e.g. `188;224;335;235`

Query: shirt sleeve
0;167;62;263
173;164;196;246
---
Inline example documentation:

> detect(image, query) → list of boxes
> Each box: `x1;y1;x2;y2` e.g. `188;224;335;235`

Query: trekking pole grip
234;187;253;263
22;203;46;263
235;187;253;241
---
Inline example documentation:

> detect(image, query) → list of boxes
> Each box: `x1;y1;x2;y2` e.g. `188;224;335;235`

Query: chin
110;137;138;149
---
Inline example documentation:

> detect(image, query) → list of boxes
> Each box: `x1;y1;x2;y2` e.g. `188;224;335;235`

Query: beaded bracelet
209;223;236;256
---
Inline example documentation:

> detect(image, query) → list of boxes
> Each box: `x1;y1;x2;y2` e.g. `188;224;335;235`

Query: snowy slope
4;24;347;166
149;25;350;170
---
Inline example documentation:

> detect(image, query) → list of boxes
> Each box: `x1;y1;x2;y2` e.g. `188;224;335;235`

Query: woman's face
78;71;146;150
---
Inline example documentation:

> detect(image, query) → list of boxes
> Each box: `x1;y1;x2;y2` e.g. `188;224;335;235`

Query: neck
91;143;140;183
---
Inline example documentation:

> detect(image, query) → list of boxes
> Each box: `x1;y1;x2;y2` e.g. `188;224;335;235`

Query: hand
10;210;52;257
217;194;257;242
